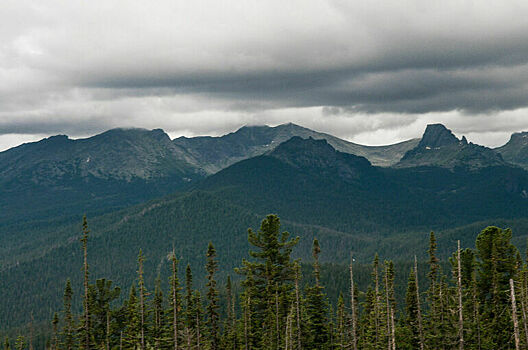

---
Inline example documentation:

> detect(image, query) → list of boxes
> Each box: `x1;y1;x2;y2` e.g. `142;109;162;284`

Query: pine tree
191;291;204;350
51;312;59;350
79;215;91;350
205;242;220;350
476;226;520;348
152;276;165;350
91;278;120;348
349;254;358;350
404;268;420;349
14;336;24;350
184;264;193;350
236;214;299;348
336;293;346;349
222;275;237;350
4;337;10;350
62;279;74;350
123;285;141;349
169;252;182;350
304;238;330;349
137;250;147;350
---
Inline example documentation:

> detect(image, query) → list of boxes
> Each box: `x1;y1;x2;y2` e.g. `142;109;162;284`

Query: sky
1;0;528;151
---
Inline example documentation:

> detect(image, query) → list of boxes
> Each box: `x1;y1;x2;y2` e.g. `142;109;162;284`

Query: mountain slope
396;124;506;169
0;128;204;223
173;123;419;172
496;131;528;170
2;135;528;331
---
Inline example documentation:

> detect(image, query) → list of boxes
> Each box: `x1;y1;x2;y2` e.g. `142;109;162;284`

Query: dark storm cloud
2;0;528;149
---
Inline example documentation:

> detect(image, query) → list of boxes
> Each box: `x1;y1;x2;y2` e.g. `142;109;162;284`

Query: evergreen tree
137;250;147;350
476;226;520;348
62;279;74;350
14;336;24;350
91;278;120;348
122;285;141;349
51;312;59;350
184;264;194;349
236;214;299;348
304;238;330;349
205;242;219;350
404;268;420;349
168;253;182;350
151;276;165;350
79;215;91;350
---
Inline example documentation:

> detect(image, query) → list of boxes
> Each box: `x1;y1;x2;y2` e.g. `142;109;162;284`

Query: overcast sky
1;0;528;151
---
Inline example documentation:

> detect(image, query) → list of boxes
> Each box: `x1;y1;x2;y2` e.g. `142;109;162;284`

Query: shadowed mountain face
396;124;506;169
173;123;419;172
496;132;528;170
0;128;204;222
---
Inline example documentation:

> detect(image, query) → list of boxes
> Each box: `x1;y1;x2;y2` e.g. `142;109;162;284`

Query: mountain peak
495;131;528;169
418;124;459;148
269;136;373;180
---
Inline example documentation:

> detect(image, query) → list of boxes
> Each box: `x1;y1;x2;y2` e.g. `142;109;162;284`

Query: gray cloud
1;0;528;149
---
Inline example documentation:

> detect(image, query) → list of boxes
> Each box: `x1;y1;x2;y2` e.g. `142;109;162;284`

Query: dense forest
5;214;528;350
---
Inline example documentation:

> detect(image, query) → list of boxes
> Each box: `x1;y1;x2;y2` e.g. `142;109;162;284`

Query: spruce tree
205;242;220;350
236;214;299;348
62;279;74;350
79;215;91;350
137;250;147;350
51;312;59;350
476;226;520;348
304;238;329;349
168;252;182;350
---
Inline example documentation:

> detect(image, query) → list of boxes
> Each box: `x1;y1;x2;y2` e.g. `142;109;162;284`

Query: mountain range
1;122;528;332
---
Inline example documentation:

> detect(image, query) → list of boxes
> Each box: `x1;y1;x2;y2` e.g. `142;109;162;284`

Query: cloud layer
1;0;528;150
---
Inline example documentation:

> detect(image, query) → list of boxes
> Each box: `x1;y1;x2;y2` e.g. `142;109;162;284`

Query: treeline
6;214;528;349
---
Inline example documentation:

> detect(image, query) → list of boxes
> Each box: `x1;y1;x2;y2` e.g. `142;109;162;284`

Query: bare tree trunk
457;241;464;350
120;331;123;350
511;279;521;350
414;256;425;350
350;255;358;350
521;271;528;349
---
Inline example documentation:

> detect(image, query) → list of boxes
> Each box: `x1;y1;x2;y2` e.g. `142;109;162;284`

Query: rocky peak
418;124;459;149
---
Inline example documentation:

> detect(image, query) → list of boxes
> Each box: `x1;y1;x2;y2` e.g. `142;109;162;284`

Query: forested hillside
4;215;528;350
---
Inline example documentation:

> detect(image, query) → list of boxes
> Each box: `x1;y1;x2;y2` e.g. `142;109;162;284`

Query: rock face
496;132;528;170
396;124;505;169
417;124;460;148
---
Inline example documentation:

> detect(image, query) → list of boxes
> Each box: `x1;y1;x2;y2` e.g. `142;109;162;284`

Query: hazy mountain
396;124;506;169
496;131;528;170
173;123;419;173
